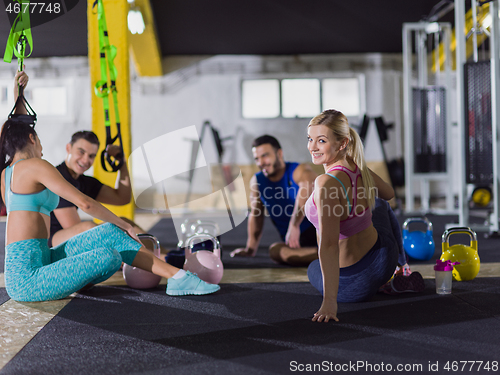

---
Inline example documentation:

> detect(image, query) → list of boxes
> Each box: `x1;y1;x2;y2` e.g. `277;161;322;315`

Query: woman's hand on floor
230;247;256;257
312;300;339;322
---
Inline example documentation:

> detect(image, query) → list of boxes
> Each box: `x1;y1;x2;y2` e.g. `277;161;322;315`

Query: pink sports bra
304;165;372;239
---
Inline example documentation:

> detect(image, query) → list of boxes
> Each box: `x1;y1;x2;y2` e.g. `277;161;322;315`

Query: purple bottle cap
434;259;460;271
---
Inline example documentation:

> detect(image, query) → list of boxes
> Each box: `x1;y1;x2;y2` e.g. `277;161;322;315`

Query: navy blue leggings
307;198;407;302
5;223;142;302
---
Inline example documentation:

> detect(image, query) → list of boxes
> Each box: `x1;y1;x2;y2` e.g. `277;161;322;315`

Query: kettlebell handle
185;233;221;258
137;233;161;258
403;217;433;232
442;227;477;244
194;222;220;236
177;219;203;248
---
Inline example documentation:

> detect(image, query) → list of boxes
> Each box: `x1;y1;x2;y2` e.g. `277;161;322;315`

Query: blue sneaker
166;271;220;296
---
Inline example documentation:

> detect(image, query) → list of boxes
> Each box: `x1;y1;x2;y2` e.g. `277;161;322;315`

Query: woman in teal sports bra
0;71;219;302
304;109;423;323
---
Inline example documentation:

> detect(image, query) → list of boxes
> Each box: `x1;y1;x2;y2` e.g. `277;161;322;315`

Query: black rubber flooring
2;278;500;375
1;213;500;375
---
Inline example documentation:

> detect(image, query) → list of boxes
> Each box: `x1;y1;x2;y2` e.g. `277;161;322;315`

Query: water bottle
434;259;459;294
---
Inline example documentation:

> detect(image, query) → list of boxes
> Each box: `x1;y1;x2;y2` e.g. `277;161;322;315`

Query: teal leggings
4;223;142;302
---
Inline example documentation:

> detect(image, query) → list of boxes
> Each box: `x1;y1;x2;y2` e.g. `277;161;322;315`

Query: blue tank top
4;160;60;217
256;162;313;240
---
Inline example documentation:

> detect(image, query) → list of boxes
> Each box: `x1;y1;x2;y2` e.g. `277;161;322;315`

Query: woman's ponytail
0;119;37;173
348;127;375;209
0;120;13;173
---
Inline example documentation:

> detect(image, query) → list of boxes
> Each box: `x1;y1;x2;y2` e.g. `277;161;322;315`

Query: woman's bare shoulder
22;158;54;170
315;173;340;189
17;159;58;183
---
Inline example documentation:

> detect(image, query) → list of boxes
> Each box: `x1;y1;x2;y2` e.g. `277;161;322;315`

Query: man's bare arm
286;163;317;248
230;175;265;257
95;145;132;205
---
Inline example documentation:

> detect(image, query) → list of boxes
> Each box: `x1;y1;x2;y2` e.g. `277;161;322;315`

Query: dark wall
0;0;444;58
153;0;443;55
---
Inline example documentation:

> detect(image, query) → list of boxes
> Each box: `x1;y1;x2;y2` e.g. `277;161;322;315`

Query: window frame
240;74;366;122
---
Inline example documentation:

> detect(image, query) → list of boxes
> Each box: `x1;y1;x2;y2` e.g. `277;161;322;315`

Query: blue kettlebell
402;217;435;261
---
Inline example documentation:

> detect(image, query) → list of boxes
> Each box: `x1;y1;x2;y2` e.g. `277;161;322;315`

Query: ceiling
0;0;450;59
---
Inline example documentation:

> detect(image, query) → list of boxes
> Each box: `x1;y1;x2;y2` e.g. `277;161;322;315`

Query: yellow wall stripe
129;0;163;77
88;0;134;220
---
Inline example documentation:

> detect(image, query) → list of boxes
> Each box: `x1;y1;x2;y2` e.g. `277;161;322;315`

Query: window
31;87;67;116
322;78;360;117
241;79;280;118
241;77;362;119
281;79;320;118
1;86;7;103
0;79;73;122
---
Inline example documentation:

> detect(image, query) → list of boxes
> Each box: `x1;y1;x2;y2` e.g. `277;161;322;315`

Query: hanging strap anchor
4;0;33;65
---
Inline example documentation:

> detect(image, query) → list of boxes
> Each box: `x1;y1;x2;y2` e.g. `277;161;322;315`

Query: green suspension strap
4;0;33;66
93;0;124;172
4;0;37;127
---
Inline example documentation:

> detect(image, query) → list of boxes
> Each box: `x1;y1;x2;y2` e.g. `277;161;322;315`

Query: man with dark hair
230;134;318;266
49;130;133;246
252;134;282;150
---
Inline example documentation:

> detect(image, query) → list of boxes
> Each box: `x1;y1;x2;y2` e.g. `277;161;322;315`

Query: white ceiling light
128;9;145;35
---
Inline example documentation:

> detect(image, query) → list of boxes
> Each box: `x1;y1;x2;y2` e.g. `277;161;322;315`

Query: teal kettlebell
402;217;435;261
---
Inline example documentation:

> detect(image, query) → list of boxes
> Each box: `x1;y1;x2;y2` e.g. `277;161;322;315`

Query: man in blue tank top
230;135;318;266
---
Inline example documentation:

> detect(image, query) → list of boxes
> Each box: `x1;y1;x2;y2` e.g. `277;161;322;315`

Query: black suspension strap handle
100;125;124;172
9;84;37;127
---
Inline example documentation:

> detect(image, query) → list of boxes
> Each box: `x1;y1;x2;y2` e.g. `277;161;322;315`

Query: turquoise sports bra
4;159;59;216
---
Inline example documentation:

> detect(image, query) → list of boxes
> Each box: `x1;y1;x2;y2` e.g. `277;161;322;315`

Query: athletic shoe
378;281;398;295
166;271;220;296
390;271;425;293
378;264;423;295
394;263;412;277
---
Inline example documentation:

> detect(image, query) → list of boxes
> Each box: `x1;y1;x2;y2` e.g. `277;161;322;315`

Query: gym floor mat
1;280;499;375
1;213;500;374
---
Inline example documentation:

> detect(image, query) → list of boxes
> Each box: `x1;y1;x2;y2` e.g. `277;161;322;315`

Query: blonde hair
308;109;376;208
